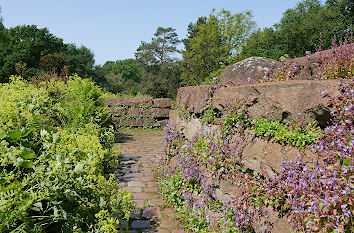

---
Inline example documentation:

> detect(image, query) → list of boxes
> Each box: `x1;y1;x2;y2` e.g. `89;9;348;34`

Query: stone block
212;79;340;126
175;85;210;114
158;119;169;128
169;110;178;124
153;98;171;108
105;97;153;107
108;107;127;116
119;118;136;126
135;118;156;127
149;108;170;118
128;108;146;116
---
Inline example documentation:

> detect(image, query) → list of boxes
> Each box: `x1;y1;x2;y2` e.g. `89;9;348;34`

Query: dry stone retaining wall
170;79;345;233
176;79;342;127
105;97;171;128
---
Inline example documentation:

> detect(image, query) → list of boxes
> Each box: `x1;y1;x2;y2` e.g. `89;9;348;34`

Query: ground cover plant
156;79;353;232
0;75;133;232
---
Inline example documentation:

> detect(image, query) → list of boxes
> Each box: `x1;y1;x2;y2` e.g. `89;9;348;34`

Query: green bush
0;75;132;232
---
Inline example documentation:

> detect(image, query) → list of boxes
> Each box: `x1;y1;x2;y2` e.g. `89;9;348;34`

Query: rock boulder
220;57;281;85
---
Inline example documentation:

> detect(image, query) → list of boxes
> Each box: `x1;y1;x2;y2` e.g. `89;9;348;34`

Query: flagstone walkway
115;129;184;233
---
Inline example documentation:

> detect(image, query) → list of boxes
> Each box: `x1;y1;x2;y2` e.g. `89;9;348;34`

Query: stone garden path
115;129;184;233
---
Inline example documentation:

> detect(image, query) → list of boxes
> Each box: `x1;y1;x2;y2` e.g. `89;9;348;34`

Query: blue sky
1;0;302;65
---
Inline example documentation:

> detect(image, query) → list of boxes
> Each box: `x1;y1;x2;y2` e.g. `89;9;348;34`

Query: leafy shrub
0;76;133;232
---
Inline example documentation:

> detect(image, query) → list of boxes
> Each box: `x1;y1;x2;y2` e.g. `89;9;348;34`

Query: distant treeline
0;0;352;97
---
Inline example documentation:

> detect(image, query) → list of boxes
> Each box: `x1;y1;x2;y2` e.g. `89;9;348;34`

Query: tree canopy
239;0;354;60
180;9;255;86
135;27;180;67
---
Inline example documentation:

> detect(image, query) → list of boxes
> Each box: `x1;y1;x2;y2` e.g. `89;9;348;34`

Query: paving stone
133;200;145;208
124;186;143;193
142;207;162;219
132;192;153;200
144;186;157;192
148;199;165;206
161;207;176;218
131;220;151;229
156;230;170;233
128;181;145;187
171;229;185;233
115;129;182;231
160;220;180;228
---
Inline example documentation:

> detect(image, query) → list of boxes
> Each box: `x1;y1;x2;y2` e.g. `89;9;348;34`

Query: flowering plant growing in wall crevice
156;79;353;232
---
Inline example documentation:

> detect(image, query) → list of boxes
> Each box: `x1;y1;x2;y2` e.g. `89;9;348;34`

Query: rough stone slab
105;97;153;107
153;98;171;108
149;108;170;118
160;220;180;228
169;110;178;125
175;85;210;114
107;107;127;116
241;133;315;177
171;229;185;233
212;79;341;126
131;209;141;219
128;108;146;116
133;200;145;208
133;192;153;200
128;108;169;118
119;118;137;126
220;57;281;85
158;119;169;129
128;181;145;187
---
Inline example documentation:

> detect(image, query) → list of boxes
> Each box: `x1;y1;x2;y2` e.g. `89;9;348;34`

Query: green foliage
62;44;97;79
181;9;255;86
157;174;209;232
0;25;65;82
0;24;100;84
220;106;321;147
146;81;168;98
135;27;180;66
252;119;322;147
201;106;218;124
134;27;181;98
0;76;133;232
239;0;354;60
221;107;251;136
238;28;285;61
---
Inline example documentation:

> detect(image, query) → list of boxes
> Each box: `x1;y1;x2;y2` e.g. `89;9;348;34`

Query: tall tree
238;27;285;61
180;9;255;86
0;25;65;82
62;44;96;79
239;0;353;60
100;59;142;94
135;27;181;98
135;27;180;67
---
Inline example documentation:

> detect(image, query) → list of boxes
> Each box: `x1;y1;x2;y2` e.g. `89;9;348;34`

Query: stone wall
105;97;171;128
176;79;341;127
170;79;345;233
